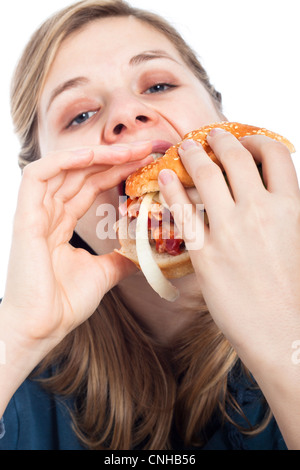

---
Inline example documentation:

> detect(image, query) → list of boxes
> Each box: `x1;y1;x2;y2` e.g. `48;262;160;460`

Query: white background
0;0;299;297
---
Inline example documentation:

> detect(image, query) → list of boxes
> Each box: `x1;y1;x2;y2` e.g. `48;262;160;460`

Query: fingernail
180;139;199;151
159;169;175;185
208;128;226;138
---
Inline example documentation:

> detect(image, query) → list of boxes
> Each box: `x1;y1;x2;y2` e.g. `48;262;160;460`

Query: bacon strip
125;198;185;256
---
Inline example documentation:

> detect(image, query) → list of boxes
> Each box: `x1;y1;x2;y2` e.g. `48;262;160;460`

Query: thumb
95;251;138;293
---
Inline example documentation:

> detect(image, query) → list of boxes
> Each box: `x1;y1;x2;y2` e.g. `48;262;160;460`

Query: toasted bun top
125;121;295;198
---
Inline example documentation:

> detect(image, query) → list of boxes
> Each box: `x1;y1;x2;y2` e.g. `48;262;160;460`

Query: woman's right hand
1;142;152;351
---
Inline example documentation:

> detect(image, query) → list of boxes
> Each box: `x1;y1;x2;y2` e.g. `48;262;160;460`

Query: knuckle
89;174;104;197
261;137;290;156
194;162;221;182
222;146;250;164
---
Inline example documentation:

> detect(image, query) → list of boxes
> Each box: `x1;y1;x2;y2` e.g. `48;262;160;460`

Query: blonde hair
11;0;270;449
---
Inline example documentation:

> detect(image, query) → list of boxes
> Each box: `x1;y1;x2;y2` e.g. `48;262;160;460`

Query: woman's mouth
151;140;174;155
119;180;127;197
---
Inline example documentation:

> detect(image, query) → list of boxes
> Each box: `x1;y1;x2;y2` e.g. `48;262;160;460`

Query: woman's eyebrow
46;51;178;113
129;50;181;66
46;76;89;113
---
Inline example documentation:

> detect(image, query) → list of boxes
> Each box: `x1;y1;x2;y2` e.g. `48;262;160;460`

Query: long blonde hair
11;0;270;449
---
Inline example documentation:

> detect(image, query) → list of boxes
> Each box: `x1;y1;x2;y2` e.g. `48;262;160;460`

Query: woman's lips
150;140;174;154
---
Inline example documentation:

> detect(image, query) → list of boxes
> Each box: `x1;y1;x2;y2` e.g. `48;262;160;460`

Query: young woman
0;0;299;450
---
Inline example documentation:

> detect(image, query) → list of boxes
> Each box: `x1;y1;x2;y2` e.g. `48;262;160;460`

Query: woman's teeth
149;152;164;160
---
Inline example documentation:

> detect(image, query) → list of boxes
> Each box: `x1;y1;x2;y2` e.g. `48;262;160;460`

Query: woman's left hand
158;128;300;378
159;129;300;448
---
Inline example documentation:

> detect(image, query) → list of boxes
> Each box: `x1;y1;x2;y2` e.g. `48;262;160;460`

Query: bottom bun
115;215;194;279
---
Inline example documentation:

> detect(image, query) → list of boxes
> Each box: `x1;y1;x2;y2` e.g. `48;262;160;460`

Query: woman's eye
69;110;97;127
144;83;176;94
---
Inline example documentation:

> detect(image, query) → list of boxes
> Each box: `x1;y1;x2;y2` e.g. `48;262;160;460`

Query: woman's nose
103;92;159;143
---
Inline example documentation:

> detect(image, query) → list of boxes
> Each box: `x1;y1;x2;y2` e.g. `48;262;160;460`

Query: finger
94;251;138;295
89;155;155;195
206;128;265;201
45;170;68;199
57;155;154;204
239;135;299;195
18;142;152;219
90;141;153;165
47;143;154;202
25;141;153;184
158;169;208;251
185;187;203;205
17;148;97;222
45;163;115;203
178;140;235;225
64;156;154;221
46;167;90;203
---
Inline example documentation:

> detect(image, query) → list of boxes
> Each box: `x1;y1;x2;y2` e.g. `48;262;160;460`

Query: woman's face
38;16;222;254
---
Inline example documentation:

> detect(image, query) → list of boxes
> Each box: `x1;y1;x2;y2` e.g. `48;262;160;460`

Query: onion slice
135;192;179;302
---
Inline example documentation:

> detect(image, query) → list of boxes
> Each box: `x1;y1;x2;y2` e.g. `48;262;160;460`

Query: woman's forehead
40;16;184;105
57;16;182;67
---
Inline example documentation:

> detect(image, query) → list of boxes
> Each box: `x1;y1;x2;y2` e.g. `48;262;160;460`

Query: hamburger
115;122;295;301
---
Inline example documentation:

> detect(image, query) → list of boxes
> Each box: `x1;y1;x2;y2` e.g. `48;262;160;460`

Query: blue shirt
0;236;288;450
0;365;287;450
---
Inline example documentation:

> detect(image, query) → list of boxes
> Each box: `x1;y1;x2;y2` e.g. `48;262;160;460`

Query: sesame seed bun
125;121;295;198
117;122;295;280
